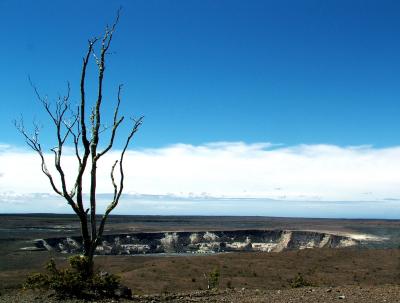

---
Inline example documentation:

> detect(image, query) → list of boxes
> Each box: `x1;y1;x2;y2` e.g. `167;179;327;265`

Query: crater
26;229;381;255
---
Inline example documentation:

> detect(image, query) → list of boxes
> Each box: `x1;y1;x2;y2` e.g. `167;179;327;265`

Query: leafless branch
17;9;143;261
13;117;63;196
88;9;122;243
96;116;143;245
97;84;125;159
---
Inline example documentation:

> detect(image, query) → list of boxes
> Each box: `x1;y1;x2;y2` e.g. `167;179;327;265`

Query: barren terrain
1;215;400;302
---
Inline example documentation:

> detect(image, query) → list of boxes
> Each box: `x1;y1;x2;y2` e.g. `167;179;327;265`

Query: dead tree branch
16;8;142;265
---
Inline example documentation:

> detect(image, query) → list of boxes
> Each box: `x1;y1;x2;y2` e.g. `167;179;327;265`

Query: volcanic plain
1;214;400;301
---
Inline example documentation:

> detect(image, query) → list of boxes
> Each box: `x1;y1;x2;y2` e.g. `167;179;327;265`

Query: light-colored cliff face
31;229;361;255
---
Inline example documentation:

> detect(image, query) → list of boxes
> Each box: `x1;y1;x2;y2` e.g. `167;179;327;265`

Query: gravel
1;285;400;303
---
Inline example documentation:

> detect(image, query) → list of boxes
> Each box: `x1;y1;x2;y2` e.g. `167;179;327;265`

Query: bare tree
14;10;142;273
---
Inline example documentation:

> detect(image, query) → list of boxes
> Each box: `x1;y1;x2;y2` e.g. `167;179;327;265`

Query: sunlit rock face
33;230;359;255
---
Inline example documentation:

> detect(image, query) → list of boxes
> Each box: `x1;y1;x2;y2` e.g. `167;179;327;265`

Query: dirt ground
1;248;400;294
1;285;400;302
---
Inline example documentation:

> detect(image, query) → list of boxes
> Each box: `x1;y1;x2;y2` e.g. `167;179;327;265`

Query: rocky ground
1;286;400;303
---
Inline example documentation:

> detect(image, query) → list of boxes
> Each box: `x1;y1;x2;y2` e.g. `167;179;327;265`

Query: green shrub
289;272;312;288
24;256;121;298
24;273;49;289
207;267;220;290
91;271;121;297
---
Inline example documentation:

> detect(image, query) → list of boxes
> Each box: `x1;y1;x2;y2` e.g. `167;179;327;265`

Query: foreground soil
3;248;400;293
1;248;400;302
1;285;400;302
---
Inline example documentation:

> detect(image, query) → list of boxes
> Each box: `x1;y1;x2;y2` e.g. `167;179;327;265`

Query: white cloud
1;141;400;216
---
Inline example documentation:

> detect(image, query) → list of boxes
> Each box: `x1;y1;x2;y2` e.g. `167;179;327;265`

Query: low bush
24;256;122;298
289;272;313;288
206;267;220;290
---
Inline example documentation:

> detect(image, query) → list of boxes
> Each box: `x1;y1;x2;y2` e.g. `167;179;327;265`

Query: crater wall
32;229;360;255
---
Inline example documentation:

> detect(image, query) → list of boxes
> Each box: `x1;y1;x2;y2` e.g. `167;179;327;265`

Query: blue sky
1;1;400;217
1;0;400;147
